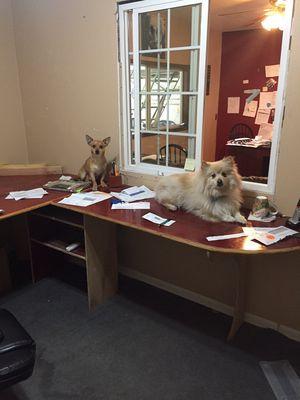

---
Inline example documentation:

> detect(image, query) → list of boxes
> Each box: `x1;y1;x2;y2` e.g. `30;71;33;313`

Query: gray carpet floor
1;278;299;400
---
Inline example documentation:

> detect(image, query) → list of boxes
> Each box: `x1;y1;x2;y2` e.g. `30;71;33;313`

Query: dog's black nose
95;150;100;155
217;179;223;187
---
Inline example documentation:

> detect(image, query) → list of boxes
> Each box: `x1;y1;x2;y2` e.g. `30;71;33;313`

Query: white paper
258;123;273;140
227;97;240;114
242;227;277;237
111;185;155;203
58;192;111;207
253;226;297;246
111;202;150;210
142;212;175;226
265;64;280;78
248;213;276;222
6;187;48;200
259;91;277;109
255;109;271;125
243;100;258;118
59;175;72;181
206;232;247;242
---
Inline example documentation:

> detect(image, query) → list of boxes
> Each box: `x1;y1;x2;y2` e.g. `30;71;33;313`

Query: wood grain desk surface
0;175;299;255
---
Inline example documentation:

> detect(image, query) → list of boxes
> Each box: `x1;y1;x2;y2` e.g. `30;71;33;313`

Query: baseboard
119;266;300;342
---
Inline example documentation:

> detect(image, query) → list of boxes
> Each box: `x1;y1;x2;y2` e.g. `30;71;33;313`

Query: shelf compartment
31;238;86;260
30;205;83;229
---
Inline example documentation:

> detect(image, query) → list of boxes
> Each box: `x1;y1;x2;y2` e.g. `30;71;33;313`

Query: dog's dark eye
222;172;227;177
211;173;216;178
92;145;96;148
99;146;103;149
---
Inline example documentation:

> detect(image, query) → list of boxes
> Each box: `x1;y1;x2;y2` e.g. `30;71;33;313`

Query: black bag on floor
0;309;36;390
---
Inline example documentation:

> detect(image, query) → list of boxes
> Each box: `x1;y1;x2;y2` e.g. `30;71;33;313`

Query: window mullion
133;10;141;166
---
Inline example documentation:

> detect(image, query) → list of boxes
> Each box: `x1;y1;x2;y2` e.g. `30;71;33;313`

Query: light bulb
261;12;285;31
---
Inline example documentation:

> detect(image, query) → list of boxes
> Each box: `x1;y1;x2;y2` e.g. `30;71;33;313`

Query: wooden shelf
31;238;86;261
30;207;83;229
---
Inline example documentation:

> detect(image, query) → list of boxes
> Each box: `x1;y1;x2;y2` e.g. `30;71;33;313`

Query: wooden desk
1;175;299;340
225;145;271;177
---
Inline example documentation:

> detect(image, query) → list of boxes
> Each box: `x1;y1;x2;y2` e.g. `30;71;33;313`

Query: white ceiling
210;0;271;31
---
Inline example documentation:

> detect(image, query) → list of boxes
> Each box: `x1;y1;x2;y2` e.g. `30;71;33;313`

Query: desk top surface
0;175;299;255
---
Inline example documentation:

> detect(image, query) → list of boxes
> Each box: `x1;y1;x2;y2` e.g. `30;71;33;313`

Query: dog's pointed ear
86;135;93;145
201;161;209;171
223;156;235;166
103;137;111;147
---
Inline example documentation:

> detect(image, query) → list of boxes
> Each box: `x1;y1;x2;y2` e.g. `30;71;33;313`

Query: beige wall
11;0;119;174
0;0;27;163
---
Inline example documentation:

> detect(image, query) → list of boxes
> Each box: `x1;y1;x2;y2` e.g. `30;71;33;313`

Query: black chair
0;309;36;391
228;123;254;140
159;144;187;167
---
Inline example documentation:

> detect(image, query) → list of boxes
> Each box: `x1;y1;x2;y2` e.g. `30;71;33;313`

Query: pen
159;218;171;227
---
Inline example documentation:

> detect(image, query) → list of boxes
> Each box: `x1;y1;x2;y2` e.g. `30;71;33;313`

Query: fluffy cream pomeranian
155;156;246;224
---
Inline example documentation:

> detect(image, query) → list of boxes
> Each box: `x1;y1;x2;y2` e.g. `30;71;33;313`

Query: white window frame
118;0;294;195
119;0;209;176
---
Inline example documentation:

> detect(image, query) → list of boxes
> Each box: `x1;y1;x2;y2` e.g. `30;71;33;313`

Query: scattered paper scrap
265;64;280;78
259;91;277;109
142;212;175;226
243;100;258;118
227;97;240;114
184;158;196;172
258;123;273;140
59;175;72;181
248;213;276;222
111;202;150;210
6;188;48;200
58;192;111;207
206;232;247;242
111;185;155;203
255;109;271;125
253;226;297;246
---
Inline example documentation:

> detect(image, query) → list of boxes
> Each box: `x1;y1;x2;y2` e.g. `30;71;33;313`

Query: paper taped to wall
227;97;240;114
265;64;280;77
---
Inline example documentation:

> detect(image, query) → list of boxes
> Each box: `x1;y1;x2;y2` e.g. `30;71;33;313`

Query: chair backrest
228;123;254;140
160;144;187;167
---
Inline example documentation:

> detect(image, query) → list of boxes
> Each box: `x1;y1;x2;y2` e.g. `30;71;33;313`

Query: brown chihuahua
78;134;111;190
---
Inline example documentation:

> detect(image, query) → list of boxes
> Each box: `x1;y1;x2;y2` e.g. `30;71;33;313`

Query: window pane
139;54;168;93
162;136;194;168
167;94;198;134
170;5;201;48
130;131;135;164
169;50;199;92
139;10;168;50
140;133;166;166
140;94;167;131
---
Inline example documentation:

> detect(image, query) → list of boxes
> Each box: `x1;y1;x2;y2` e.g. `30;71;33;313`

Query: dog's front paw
235;213;247;225
100;182;108;188
221;214;236;223
92;184;98;191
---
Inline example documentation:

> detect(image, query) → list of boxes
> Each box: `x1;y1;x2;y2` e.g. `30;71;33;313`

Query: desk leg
84;216;118;311
227;255;249;341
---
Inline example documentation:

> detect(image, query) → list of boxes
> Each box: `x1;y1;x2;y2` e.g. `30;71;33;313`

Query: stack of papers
6;188;48;200
58;192;112;207
111;202;150;210
110;186;155;203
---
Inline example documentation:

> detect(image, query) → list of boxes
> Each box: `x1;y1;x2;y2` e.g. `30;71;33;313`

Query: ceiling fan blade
244;16;265;27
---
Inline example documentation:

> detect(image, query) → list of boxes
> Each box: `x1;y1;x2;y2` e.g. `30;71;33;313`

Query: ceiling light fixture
261;0;286;31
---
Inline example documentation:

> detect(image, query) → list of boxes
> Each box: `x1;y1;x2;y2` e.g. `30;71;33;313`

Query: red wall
215;29;283;160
